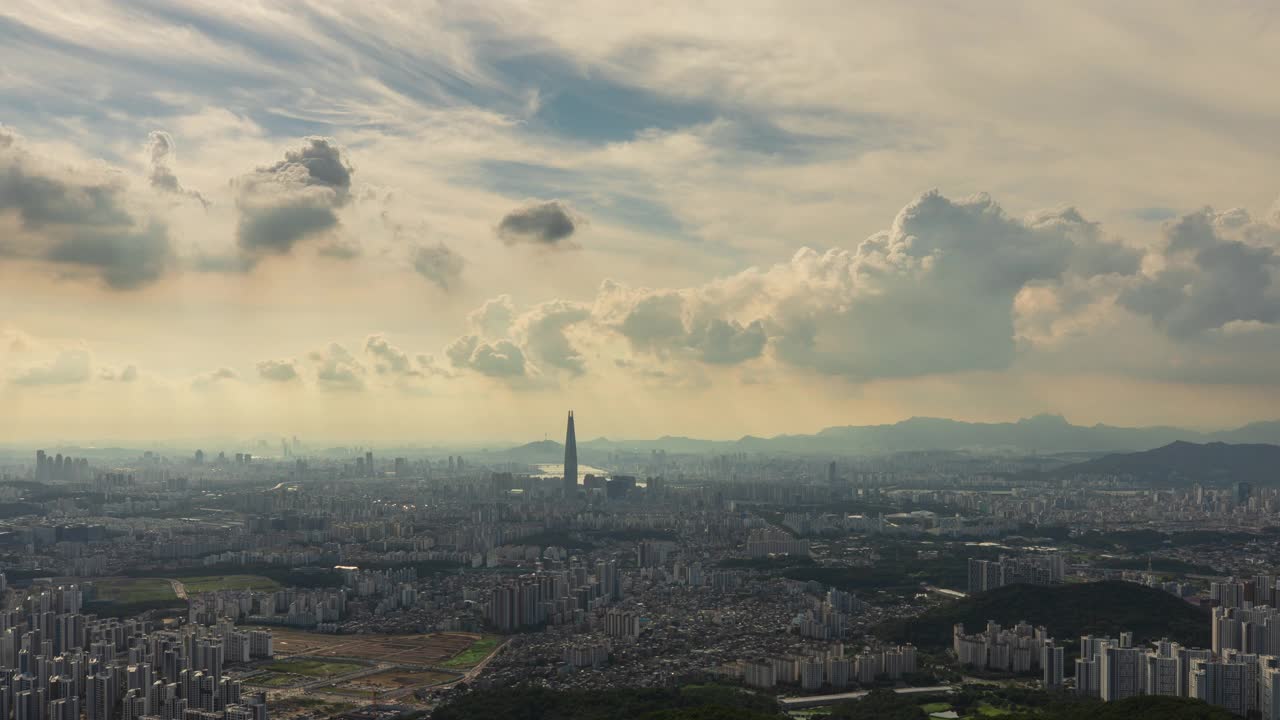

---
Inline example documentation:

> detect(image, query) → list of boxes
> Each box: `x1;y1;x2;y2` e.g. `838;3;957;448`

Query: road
779;685;954;709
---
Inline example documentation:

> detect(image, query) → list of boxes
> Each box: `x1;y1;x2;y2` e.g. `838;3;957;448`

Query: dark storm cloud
496;199;580;247
235;137;354;257
0;125;174;289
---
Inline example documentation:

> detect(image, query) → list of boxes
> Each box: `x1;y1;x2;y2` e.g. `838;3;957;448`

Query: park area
92;577;176;603
180;574;281;593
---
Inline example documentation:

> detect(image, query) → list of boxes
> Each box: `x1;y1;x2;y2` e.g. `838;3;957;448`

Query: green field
920;702;952;713
180;575;281;593
264;659;366;677
442;636;500;668
93;578;178;603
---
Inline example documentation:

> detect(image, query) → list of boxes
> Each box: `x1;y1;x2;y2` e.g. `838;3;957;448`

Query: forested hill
873;581;1209;650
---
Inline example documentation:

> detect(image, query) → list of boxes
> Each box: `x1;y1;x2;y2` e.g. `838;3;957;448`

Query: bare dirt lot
256;628;480;666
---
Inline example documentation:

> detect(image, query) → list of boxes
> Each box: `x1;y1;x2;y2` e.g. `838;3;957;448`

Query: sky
1;1;1280;444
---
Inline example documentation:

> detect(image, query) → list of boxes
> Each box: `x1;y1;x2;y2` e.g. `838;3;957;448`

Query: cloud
145;130;209;208
514;300;591;375
690;318;767;364
0;125;173;289
235;137;354;259
468;295;516;337
11;349;93;386
445;335;527;377
191;367;238;390
412;242;465;290
1;327;33;353
593;283;768;366
365;334;418;377
603;289;688;353
257;359;300;382
318;241;361;260
496;200;581;247
591;191;1139;379
1119;207;1280;338
1134;207;1178;222
309;342;365;390
100;364;138;382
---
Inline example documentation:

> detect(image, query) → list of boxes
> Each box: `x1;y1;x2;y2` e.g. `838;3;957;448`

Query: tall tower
563;411;578;496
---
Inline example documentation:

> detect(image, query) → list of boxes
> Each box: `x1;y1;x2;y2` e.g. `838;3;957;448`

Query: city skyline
2;2;1280;441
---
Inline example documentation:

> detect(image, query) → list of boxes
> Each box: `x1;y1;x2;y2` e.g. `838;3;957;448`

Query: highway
779;685;954;709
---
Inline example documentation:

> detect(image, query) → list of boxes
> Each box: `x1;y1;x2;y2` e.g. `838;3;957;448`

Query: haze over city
3;4;1280;720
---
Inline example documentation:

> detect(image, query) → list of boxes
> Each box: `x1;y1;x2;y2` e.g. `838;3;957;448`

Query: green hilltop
874;580;1209;650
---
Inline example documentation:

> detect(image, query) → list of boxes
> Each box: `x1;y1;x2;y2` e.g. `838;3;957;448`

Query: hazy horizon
2;410;1275;452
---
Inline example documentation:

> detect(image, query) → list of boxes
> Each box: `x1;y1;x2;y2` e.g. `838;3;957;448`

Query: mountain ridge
562;414;1280;456
1056;440;1280;485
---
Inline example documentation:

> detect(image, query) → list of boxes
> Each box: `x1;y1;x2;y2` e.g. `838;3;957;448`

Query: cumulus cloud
468;295;516;337
445;335;526;377
365;334;419;377
100;364;138;382
235;137;354;259
1119;207;1280;337
309;343;365;390
11;349;93;386
257;359;300;382
446;295;590;380
145;130;209;208
191;367;238;390
496;200;580;247
593;283;768;365
0;125;173;289
412;242;464;290
591;191;1141;379
690;318;767;364
514;300;591;375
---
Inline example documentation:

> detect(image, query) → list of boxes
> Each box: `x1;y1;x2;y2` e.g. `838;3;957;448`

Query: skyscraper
563;411;578;496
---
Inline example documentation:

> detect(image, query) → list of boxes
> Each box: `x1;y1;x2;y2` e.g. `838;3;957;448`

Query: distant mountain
1056;440;1280;485
874;580;1209;651
499;439;565;463
577;415;1280;456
